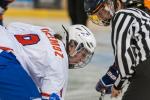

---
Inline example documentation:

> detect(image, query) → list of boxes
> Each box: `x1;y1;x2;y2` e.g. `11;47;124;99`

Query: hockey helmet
66;25;96;69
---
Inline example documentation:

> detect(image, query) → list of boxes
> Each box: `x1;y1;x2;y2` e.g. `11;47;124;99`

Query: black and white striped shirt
111;8;150;89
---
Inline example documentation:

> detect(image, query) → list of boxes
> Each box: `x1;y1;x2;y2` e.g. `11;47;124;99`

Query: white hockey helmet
66;24;96;68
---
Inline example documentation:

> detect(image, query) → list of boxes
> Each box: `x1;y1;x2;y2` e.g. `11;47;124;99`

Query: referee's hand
111;86;121;98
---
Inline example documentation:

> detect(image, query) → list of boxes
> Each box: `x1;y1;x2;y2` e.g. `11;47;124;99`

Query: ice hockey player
0;22;96;100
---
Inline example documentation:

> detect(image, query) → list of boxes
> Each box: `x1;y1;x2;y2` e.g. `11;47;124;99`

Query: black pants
122;58;150;100
67;0;88;25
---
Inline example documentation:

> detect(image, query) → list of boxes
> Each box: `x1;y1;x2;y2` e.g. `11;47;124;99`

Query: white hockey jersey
2;22;68;100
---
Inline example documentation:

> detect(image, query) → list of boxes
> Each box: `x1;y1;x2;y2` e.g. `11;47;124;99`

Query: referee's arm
111;12;136;90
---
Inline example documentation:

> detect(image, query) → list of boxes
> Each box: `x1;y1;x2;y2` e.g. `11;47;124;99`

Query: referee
84;0;150;99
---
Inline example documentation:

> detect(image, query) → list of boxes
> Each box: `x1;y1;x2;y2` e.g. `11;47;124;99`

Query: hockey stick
99;90;106;100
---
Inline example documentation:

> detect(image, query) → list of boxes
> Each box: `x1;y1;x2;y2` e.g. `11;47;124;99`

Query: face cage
69;52;94;69
70;42;88;57
88;0;114;26
69;42;94;69
89;15;111;26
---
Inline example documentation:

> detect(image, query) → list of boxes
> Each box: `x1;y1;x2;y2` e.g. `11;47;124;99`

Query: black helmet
84;0;105;15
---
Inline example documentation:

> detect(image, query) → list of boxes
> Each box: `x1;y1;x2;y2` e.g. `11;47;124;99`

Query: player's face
68;40;91;64
96;3;112;20
69;48;90;64
89;0;114;25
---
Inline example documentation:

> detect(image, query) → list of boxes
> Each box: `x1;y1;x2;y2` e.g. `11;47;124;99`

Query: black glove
96;64;119;94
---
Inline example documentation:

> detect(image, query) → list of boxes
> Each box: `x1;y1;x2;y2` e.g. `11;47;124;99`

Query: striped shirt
111;8;150;89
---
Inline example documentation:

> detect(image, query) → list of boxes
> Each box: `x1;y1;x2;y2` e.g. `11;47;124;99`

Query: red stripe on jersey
0;46;13;51
41;92;50;97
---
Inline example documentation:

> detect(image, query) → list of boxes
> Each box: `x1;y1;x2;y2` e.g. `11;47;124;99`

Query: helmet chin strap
62;25;69;54
62;25;75;69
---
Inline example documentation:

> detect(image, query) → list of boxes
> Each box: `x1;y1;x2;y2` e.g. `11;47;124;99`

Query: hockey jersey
1;22;68;100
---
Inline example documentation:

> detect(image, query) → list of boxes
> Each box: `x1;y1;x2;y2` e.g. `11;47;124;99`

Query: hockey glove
49;93;60;100
96;65;119;94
